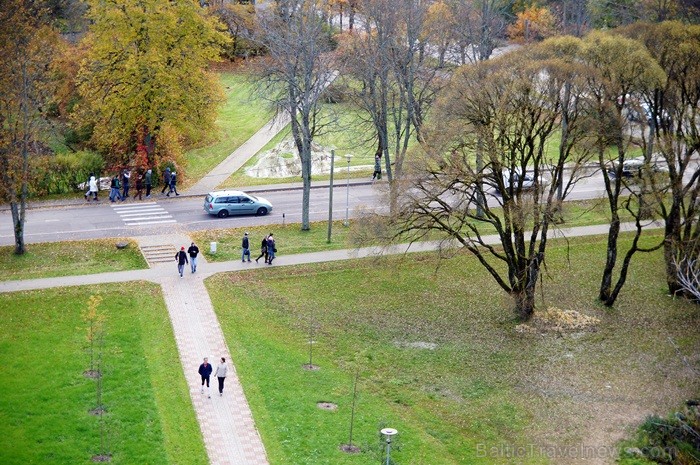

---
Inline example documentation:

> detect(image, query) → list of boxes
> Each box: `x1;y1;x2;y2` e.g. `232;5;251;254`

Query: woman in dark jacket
255;236;268;264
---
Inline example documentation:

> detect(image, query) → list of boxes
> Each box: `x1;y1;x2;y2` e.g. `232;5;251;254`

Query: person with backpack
109;174;122;202
255;236;268;264
241;232;251;262
175;246;188;278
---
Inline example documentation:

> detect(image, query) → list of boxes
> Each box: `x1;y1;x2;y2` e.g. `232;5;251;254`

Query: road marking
111;202;176;226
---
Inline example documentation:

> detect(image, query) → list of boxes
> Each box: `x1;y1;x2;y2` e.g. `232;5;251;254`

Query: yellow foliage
507;5;556;44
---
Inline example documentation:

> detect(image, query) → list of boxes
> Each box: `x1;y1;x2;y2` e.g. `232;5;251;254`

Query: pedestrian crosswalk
110;202;176;226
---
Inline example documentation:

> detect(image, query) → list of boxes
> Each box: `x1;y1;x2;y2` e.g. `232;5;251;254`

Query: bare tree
579;31;667;306
390;51;587;320
622;21;700;297
449;0;510;65
339;0;442;211
253;0;336;230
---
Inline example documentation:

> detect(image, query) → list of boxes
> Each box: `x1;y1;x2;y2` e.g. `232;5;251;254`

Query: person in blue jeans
109;175;122;202
175;246;188;278
187;242;199;273
266;233;276;265
241;232;251;262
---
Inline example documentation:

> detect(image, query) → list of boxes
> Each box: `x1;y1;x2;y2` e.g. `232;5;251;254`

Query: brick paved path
157;274;268;465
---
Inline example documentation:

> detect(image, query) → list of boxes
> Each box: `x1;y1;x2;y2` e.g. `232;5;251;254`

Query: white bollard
210;242;217;254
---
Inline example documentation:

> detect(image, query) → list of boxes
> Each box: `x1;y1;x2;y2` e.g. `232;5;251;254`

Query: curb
0;179;379;212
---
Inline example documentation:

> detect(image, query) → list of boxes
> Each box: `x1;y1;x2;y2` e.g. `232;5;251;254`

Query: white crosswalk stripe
111;202;176;226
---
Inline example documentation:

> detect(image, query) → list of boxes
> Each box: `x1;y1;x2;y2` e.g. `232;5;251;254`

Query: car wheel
217;209;229;218
256;207;268;216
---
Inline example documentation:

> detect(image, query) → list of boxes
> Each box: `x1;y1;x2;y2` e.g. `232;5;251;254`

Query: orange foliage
507;5;556;44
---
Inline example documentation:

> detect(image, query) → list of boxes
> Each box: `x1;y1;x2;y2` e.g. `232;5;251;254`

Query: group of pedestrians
198;357;228;398
85;166;179;202
175;242;200;277
253;233;276;265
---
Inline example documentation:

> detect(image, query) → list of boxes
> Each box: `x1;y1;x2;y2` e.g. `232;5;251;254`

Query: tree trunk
599;215;620;301
300;145;311;230
11;202;26;255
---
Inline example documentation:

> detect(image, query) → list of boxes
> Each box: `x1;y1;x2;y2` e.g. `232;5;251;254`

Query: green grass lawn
183;71;272;187
0;283;207;465
206;232;700;464
0;239;147;281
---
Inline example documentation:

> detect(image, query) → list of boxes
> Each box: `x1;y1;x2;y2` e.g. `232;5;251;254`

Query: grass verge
0;283;206;465
193;198;636;263
183;71;272;187
0;239;147;281
207;232;700;464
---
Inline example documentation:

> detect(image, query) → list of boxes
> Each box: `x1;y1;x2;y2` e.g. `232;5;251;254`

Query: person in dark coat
187;242;199;273
372;154;382;180
109;175;121;202
198;357;213;398
241;232;251;262
121;169;131;200
145;168;153;198
167;170;180;196
175;246;188;278
255;236;268;264
161;167;171;194
266;233;276;265
134;173;143;200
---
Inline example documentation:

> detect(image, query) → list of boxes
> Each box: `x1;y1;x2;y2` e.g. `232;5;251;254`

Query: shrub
30;150;105;196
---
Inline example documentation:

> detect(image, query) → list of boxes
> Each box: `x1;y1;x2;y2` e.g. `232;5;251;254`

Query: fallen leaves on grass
518;307;600;334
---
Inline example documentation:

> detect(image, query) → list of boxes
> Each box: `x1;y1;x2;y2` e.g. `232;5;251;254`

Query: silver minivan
203;190;273;218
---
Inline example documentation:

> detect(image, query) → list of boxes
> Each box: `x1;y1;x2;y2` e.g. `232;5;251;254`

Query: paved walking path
0;221;663;464
188;115;290;196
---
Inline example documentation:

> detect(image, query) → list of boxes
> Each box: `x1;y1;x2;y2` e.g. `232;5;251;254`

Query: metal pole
385;437;391;465
327;150;335;243
344;155;351;227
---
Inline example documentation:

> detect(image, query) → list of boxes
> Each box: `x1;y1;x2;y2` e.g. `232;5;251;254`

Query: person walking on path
134;173;143;200
175;246;188;278
372;154;382;180
187;242;199;273
121;169;131;200
266;233;276;265
109;174;122;202
255;236;268;264
167;170;180;196
145;168;153;198
85;173;99;201
198;357;213;398
241;232;251;262
215;357;228;396
161;167;171;194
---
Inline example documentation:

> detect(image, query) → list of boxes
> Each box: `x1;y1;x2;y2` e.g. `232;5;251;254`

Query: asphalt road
0;170;657;246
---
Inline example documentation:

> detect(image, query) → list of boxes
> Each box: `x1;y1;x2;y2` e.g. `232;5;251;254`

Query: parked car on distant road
203;190;273;218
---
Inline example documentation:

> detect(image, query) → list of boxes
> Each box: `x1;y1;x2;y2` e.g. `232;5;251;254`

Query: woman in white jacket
215;357;228;396
85;173;99;201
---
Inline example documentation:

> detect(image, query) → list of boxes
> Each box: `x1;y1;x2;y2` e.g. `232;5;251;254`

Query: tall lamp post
344;154;352;227
380;428;398;465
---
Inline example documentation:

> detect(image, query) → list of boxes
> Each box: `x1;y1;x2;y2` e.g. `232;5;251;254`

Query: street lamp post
380;428;398;465
344;154;352;227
